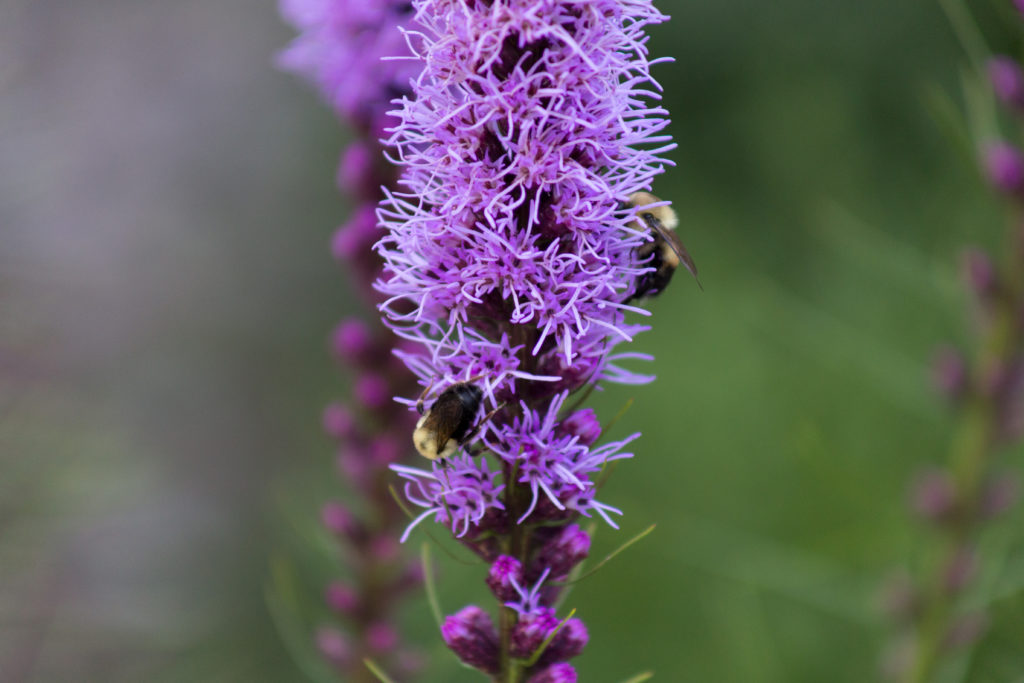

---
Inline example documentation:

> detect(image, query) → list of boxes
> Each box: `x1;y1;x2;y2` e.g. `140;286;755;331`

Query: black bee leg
458;404;506;457
415;379;436;416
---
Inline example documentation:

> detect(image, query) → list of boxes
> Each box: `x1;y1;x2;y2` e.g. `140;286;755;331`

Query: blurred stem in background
276;2;424;680
887;3;1024;680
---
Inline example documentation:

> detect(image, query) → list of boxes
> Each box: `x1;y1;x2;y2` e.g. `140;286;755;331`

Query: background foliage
3;0;1024;681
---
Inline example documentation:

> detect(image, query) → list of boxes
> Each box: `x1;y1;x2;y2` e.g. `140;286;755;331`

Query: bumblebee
625;192;701;302
412;381;488;461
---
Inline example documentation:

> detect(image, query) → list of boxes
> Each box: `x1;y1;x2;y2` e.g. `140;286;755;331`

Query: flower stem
904;219;1024;683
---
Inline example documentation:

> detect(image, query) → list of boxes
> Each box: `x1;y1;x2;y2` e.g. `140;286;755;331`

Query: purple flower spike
984;142;1024;195
442;606;501;674
529;663;578;683
989;57;1024;109
372;0;677;676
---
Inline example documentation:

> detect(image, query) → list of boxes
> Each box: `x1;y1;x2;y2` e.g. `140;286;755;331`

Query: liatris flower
377;0;676;679
279;2;424;680
885;20;1024;683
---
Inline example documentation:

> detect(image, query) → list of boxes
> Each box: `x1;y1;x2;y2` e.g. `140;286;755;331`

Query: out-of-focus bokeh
3;0;1023;682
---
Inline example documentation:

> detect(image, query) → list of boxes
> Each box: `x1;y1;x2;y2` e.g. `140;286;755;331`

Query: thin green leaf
937;0;988;72
522;608;577;667
620;673;655;683
921;82;975;165
555;524;656;586
961;65;999;147
666;516;875;624
264;556;336;683
422;542;444;630
602;397;635;434
816;203;960;306
364;658;398;683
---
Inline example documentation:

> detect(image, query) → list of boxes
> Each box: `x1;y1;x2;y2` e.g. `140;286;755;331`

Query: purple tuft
984;142;1024;195
981;472;1020;518
558;408;602;446
322;402;356;439
326;581;359;614
909;468;958;524
533;524;591;580
322;501;363;541
989;57;1024;109
355;373;392;409
931;346;967;401
316;626;351;667
487;555;524;602
529;662;578;683
332;318;373;363
367;622;400;652
510;606;561;659
536;617;588;667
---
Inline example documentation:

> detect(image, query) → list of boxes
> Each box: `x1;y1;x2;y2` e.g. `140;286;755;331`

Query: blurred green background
3;0;1024;681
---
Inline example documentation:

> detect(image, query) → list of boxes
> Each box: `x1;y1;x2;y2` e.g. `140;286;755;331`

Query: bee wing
645;215;703;291
430;398;465;450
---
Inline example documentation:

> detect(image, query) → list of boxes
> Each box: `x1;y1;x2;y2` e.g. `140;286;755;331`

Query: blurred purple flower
989;56;1024;109
984;142;1024;195
278;0;418;133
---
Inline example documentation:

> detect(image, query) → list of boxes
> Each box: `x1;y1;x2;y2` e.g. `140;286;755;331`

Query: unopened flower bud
536;617;588;668
529;662;577;683
533;524;590;580
487;555;524;602
909;468;958;524
981;473;1019;518
337;141;376;197
559;408;601;446
370;535;401;563
326;581;360;614
989;57;1024;109
316;627;351;668
943;547;977;594
984;142;1024;195
322;502;363;542
441;606;500;674
332;318;373;363
510;607;560;659
369;436;402;466
931;346;967;400
355;373;391;410
331;205;377;262
879;570;918;622
943;612;989;650
322;402;356;440
961;248;998;300
367;622;399;652
337;449;370;486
